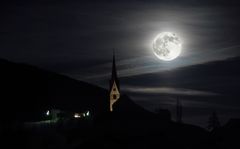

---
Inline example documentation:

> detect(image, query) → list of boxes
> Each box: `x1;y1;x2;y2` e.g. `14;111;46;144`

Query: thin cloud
77;44;240;82
123;86;220;96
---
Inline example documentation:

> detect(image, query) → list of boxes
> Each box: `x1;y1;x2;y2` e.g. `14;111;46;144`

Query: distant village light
46;110;50;116
74;113;81;118
86;111;90;116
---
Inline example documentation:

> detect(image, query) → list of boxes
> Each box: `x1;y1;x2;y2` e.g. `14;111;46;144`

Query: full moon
153;32;182;61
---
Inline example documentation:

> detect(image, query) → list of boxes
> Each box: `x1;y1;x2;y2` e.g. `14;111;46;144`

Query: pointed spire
111;49;117;80
109;49;120;91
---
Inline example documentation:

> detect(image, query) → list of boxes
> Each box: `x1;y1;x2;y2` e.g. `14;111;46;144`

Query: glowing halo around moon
153;32;182;61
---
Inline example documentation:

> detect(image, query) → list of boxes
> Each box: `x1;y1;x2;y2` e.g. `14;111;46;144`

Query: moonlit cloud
1;1;240;80
123;86;220;96
75;43;240;82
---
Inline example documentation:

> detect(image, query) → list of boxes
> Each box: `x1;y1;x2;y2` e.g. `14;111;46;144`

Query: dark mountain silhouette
122;56;240;94
0;58;217;149
161;56;240;94
121;56;240;119
0;58;170;123
0;58;109;121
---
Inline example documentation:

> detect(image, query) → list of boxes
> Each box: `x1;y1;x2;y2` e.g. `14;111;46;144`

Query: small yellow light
74;113;81;118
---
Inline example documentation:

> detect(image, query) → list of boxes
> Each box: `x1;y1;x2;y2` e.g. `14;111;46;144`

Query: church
107;52;171;121
109;52;120;112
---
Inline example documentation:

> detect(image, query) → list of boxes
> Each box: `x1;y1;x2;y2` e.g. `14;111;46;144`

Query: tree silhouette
207;111;220;131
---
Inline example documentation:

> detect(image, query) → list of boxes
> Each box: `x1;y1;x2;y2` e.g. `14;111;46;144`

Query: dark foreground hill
0;59;109;121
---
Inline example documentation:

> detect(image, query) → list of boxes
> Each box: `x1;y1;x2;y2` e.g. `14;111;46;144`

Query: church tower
109;52;120;112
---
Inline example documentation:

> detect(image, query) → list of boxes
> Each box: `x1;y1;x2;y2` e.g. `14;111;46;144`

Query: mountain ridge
0;58;109;121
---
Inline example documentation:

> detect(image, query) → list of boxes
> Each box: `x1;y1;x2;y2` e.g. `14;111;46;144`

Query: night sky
1;0;240;126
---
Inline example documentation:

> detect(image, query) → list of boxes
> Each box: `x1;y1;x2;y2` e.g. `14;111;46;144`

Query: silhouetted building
109;51;120;111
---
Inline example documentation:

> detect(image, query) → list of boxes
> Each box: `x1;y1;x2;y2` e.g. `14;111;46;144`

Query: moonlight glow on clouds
123;86;220;96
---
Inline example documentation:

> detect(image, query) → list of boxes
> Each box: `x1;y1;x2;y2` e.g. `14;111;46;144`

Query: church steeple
109;50;120;112
110;51;120;90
